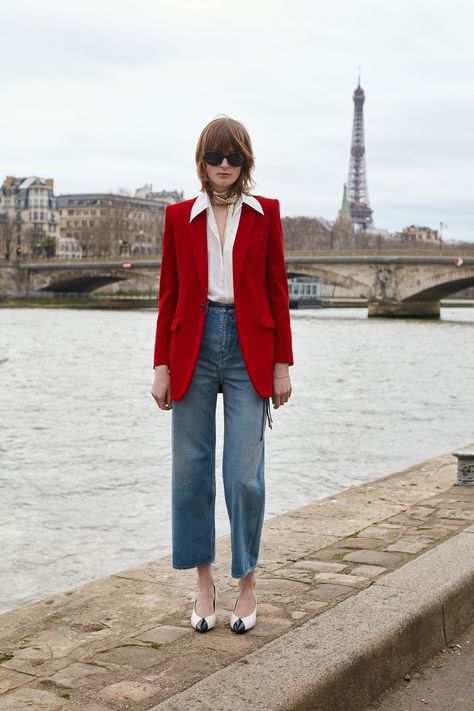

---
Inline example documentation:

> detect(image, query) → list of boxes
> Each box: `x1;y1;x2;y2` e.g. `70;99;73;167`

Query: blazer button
200;303;204;311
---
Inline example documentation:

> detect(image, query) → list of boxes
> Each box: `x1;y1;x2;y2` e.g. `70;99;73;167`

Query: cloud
1;0;473;241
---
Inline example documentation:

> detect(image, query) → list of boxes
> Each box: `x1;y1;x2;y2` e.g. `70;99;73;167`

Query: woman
151;116;293;634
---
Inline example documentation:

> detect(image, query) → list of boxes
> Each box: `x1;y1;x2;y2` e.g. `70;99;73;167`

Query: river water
1;306;473;613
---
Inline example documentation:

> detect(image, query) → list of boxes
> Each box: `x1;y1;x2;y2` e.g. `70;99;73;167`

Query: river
1;306;473;613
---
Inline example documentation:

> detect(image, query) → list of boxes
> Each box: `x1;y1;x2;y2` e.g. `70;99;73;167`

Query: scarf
210;188;240;206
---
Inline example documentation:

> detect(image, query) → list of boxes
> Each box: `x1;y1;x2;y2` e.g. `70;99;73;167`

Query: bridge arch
45;272;128;293
33;268;156;294
400;266;474;303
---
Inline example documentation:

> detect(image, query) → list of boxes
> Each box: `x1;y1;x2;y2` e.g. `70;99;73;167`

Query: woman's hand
151;365;172;410
272;362;292;408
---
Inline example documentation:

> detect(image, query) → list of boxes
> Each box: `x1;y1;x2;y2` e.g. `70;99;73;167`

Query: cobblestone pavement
1;447;474;710
366;619;474;710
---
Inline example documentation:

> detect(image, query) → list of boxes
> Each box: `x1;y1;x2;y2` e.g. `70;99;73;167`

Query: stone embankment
1;446;474;710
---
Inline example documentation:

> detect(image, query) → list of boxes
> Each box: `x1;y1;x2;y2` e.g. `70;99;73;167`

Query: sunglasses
204;150;245;167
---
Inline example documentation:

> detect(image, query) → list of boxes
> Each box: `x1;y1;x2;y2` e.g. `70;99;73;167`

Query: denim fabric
171;302;268;579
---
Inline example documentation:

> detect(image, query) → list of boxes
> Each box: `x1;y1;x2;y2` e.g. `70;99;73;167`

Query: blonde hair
195;116;256;195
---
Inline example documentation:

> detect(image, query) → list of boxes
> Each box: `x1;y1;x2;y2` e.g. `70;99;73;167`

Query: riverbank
1;446;474;710
0;296;155;309
1;296;474;310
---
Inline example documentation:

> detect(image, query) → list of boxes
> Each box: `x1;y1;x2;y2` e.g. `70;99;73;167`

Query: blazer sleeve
153;205;178;368
266;199;294;366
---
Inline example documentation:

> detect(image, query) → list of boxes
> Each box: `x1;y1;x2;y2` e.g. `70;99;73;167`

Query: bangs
203;122;244;154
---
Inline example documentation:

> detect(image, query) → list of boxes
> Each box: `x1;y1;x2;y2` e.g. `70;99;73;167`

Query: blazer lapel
188;208;208;296
233;203;257;292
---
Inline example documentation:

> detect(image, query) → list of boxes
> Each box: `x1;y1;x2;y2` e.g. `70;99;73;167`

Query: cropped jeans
171;300;271;579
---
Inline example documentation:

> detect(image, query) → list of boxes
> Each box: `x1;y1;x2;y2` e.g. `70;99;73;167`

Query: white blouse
189;190;264;303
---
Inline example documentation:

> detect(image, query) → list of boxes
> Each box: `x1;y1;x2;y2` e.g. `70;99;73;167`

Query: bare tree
78;214;114;257
282;216;331;250
0;215;16;260
331;210;355;249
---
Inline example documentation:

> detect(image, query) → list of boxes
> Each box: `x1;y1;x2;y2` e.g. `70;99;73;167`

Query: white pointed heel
191;583;217;632
230;589;257;633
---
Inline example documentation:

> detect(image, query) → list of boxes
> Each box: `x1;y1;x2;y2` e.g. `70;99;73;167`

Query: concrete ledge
377;528;474;642
151;532;474;711
2;446;474;710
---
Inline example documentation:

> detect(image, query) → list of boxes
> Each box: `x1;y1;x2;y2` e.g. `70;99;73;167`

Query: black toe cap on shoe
233;618;246;633
196;618;208;632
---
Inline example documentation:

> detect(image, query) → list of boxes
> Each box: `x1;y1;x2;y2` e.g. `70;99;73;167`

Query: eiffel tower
346;74;374;230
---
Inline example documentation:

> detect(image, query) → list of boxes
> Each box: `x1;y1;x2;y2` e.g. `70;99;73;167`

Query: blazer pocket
260;313;275;329
170;315;181;331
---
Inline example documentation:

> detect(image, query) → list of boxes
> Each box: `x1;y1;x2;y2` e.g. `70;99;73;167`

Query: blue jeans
171;301;270;579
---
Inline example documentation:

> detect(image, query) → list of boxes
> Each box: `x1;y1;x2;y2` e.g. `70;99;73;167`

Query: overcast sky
1;0;473;241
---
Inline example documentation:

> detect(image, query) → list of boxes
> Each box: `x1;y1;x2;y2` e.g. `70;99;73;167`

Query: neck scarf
210;188;240;206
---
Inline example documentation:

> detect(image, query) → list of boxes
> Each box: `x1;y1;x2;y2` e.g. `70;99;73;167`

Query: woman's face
205;147;242;192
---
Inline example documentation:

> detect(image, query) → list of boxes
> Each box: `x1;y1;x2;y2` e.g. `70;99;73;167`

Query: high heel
230;589;257;633
191;583;217;632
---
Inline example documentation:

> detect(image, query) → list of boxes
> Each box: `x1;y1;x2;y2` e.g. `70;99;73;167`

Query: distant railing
1;290;156;300
285;247;474;258
3;244;474;267
1;290;94;299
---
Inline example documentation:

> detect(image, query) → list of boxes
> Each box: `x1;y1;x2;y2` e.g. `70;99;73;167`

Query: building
134;184;183;204
56;186;184;257
400;225;440;243
57;236;83;259
0;176;184;259
0;176;59;257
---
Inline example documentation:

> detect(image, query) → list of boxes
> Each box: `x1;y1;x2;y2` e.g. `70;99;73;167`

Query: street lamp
439;221;446;250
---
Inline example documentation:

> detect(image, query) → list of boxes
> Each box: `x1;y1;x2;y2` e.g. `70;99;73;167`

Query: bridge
285;252;474;317
1;251;474;317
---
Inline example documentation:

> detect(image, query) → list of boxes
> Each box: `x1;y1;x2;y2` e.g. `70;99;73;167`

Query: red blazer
153;195;294;401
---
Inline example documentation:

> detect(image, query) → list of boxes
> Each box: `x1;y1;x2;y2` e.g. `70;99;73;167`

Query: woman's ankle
238;572;256;591
196;563;214;589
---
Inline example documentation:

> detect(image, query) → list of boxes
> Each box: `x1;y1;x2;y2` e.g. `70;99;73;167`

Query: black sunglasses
204;150;245;167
